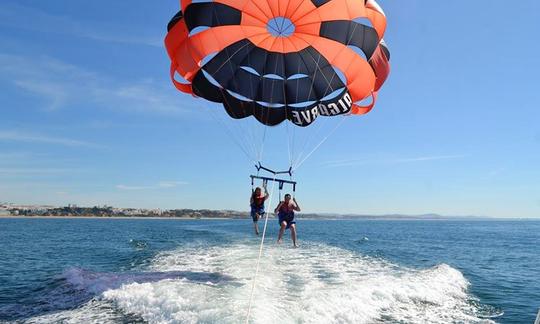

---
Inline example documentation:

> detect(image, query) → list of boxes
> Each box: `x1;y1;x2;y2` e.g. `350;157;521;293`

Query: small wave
12;267;236;323
355;237;369;244
63;267;236;294
129;239;148;250
0;270;98;321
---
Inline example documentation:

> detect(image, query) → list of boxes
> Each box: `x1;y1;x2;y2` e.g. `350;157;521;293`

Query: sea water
0;218;539;323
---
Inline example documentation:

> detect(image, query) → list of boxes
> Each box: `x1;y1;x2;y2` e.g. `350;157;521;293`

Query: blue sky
1;1;539;217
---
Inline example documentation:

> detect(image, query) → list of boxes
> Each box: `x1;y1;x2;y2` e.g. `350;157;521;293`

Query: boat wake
20;241;501;323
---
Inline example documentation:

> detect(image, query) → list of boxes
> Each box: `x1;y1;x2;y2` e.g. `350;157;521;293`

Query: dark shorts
278;212;295;229
251;206;264;222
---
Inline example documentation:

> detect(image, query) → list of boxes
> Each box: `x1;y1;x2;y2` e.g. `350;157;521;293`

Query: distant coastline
0;215;233;220
0;204;249;219
1;203;534;220
1;215;536;221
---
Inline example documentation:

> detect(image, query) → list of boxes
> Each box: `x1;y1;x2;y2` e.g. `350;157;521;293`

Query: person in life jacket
250;184;269;235
274;194;301;247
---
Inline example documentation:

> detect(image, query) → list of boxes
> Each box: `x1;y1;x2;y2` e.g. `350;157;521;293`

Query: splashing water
21;242;498;324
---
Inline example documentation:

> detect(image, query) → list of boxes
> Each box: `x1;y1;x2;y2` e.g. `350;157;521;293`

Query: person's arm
274;202;283;214
293;198;301;212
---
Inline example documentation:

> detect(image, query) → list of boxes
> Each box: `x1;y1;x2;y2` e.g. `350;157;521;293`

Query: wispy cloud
0;54;185;114
0;3;161;47
13;80;69;110
116;181;188;191
0;130;101;148
158;181;189;188
323;154;466;168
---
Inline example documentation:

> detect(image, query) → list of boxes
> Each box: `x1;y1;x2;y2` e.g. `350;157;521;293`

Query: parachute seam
280;39;293;167
279;0;294;33
249;0;273;22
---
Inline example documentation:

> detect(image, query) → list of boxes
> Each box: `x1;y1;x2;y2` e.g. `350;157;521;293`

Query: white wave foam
98;242;496;324
20;299;131;324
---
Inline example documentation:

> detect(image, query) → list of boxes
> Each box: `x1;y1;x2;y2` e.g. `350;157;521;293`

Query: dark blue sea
0;218;539;323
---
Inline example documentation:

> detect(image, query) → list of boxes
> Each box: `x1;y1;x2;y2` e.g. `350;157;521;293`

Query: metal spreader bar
250;175;297;192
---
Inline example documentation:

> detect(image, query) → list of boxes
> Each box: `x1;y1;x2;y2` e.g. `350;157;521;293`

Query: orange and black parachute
165;0;390;127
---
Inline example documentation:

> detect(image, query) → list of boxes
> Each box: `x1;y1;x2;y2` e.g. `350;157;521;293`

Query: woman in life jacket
274;194;301;247
250;184;269;235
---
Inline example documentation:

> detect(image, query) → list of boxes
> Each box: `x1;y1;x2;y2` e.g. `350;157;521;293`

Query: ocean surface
0;218;539;324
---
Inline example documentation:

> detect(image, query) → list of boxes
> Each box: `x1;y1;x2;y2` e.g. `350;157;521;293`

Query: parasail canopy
165;0;390;127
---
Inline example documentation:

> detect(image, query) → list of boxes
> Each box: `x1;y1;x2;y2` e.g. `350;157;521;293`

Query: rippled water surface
0;218;539;323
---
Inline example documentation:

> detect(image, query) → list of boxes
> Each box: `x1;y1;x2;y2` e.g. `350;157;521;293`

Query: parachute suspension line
257;125;268;164
204;103;252;161
244;40;263;164
292;23;358;170
292;20;362;170
193;39;256;161
207;10;266;163
280;46;293;171
246;45;285;320
286;39;306;172
245;174;278;324
291;112;328;169
206;103;257;164
292;37;338;165
244;117;260;164
294;115;347;171
290;118;296;170
257;39;280;165
257;74;274;164
293;32;343;167
215;39;262;161
285;112;293;170
289;47;326;167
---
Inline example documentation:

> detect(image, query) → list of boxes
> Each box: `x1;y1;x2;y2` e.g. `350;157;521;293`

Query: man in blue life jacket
275;194;301;247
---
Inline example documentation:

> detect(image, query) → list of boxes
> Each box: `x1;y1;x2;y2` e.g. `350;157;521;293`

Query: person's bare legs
277;221;287;243
290;224;298;247
253;214;260;235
